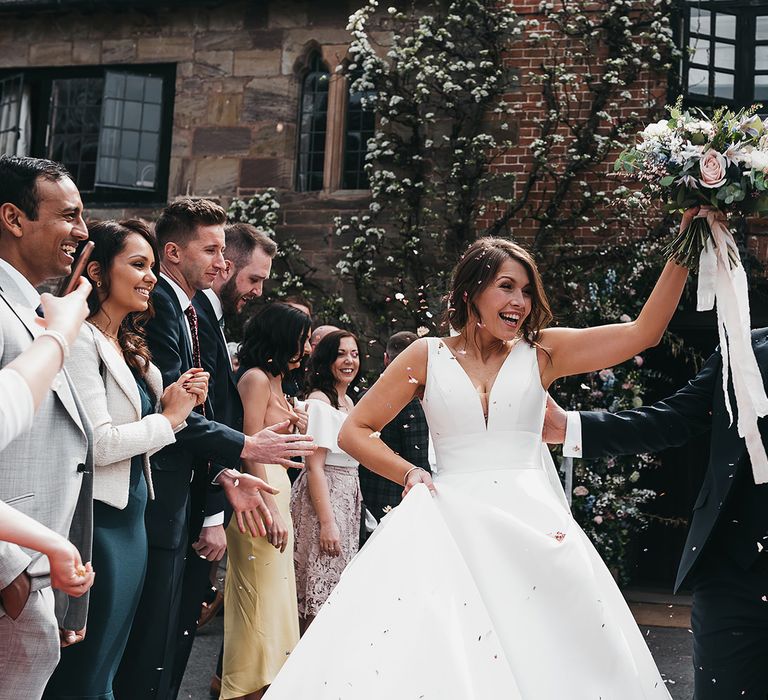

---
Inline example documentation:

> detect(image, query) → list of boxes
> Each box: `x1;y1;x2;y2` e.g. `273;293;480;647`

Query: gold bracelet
402;466;423;487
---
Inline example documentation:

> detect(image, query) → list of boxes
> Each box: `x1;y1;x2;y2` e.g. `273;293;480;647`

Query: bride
264;220;693;699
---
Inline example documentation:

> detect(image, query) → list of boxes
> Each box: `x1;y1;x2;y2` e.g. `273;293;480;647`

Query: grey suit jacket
0;267;93;630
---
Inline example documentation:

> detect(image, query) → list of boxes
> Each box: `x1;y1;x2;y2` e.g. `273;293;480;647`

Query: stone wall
0;0;371;285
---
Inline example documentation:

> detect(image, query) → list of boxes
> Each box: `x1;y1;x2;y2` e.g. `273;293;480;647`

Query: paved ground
179;615;695;699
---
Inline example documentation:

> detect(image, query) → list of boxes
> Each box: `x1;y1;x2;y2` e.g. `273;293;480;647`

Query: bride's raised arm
539;210;696;388
338;339;434;494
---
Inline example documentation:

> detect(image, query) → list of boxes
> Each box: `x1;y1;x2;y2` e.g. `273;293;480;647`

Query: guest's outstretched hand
244;421;316;468
541;394;567;445
218;469;280;537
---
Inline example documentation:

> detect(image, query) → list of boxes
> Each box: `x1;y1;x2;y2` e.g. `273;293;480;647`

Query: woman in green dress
44;220;208;700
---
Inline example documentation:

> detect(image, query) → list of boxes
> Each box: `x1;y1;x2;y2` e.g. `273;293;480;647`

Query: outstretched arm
543;349;719;458
540;259;688;386
539;211;696;388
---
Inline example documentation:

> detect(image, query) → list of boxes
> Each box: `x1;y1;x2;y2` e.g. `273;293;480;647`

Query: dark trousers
167;546;216;700
691;554;768;699
113;540;187;700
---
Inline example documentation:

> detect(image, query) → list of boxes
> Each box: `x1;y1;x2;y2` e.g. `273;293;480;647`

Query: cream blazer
66;323;180;509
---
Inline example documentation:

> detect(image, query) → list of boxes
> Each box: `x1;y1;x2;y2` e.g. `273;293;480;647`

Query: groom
543;328;768;700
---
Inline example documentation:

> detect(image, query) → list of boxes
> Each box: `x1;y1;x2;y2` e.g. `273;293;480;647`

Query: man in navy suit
115;199;314;700
543;329;768;699
169;221;278;699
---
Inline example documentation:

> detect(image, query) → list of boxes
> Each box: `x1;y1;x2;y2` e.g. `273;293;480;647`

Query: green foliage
544;234;693;583
331;0;686;576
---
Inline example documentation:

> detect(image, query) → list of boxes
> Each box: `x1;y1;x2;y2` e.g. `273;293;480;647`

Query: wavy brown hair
81;219;159;376
445;237;553;346
307;330;361;409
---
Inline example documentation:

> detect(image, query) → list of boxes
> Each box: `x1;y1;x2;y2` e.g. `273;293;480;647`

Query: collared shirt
160;274;224;528
160;272;194;348
201;288;232;370
0;259;41;308
563;411;583;458
202;288;223;325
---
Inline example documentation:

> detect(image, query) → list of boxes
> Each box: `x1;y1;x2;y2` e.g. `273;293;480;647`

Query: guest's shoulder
69;322;100;363
307;391;331;405
237;367;270;392
151;281;175;309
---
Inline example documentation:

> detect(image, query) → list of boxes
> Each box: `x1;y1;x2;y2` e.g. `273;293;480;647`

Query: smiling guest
43;220;209;700
0;156;93;699
115;199;314;700
291;330;363;632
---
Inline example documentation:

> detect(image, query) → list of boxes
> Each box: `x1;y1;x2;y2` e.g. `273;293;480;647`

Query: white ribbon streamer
695;207;768;483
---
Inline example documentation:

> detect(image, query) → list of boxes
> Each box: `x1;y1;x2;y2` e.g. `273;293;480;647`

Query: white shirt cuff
563;411;583;458
202;512;225;528
211;468;229;485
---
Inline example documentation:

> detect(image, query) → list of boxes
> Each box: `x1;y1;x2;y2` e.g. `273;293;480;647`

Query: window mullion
323;72;348;192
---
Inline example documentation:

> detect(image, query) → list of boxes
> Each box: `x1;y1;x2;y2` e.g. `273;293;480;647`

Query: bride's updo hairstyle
446;237;552;345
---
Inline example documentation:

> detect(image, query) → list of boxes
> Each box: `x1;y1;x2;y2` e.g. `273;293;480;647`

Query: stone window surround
294;42;371;196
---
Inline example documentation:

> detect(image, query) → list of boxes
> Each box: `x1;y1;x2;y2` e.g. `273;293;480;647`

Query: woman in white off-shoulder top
290;329;362;632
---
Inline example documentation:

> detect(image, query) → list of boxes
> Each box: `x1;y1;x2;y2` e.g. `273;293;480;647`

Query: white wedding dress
266;338;671;699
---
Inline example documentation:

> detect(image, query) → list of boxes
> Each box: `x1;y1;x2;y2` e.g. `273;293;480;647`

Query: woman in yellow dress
221;303;312;700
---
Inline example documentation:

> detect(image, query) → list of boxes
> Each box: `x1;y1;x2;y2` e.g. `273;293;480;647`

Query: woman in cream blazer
45;220;208;700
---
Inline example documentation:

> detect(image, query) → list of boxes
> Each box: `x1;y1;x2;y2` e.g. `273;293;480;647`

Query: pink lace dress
290;399;362;617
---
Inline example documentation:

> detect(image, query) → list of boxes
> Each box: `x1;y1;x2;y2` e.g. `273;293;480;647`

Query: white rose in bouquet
747;149;768;173
641;119;670;140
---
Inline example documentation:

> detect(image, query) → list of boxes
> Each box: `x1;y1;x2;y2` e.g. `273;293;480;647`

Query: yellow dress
222;464;300;698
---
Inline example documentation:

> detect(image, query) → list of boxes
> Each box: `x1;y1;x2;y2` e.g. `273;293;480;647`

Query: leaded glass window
48;77;103;190
682;2;768;108
96;71;163;191
342;71;375;190
0;74;26;156
296;52;329;192
0;64;173;204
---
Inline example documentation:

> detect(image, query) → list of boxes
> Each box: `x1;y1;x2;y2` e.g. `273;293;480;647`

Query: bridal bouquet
615;101;768;267
615;102;768;483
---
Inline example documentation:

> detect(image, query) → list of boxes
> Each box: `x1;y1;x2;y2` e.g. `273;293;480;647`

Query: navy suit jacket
579;328;768;591
192;291;244;520
144;277;244;549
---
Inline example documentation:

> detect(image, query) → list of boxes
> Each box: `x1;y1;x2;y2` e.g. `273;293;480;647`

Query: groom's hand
542;394;567;444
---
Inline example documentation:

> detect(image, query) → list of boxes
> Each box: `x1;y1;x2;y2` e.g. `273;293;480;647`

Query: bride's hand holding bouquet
615;101;768;483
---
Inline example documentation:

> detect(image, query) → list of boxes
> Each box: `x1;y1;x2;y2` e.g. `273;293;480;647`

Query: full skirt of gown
264;338;672;699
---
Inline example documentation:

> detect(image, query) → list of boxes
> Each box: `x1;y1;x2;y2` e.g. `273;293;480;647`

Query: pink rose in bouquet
699;149;727;188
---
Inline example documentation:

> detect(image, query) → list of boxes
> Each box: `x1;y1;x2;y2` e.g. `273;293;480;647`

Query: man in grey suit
0;155;94;700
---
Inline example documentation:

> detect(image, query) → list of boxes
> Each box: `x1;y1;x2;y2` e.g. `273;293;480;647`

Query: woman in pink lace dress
290;330;363;632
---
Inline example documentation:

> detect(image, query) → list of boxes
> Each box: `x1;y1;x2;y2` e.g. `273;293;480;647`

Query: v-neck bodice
422;337;546;476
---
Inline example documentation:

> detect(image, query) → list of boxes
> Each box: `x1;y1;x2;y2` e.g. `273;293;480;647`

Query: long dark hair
82;219;159;376
307;330;361;409
238;303;312;377
445;237;553;346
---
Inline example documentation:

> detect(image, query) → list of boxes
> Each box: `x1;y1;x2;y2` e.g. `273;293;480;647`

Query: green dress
44;374;153;700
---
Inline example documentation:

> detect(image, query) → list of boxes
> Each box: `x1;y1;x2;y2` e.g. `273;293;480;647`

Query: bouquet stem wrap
695;206;768;483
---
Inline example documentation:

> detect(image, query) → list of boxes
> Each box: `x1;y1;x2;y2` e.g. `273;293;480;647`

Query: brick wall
0;0;763;281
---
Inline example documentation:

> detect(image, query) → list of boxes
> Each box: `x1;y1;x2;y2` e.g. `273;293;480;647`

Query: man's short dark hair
386;331;418;360
155;197;227;250
0;155;71;220
223;222;278;270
